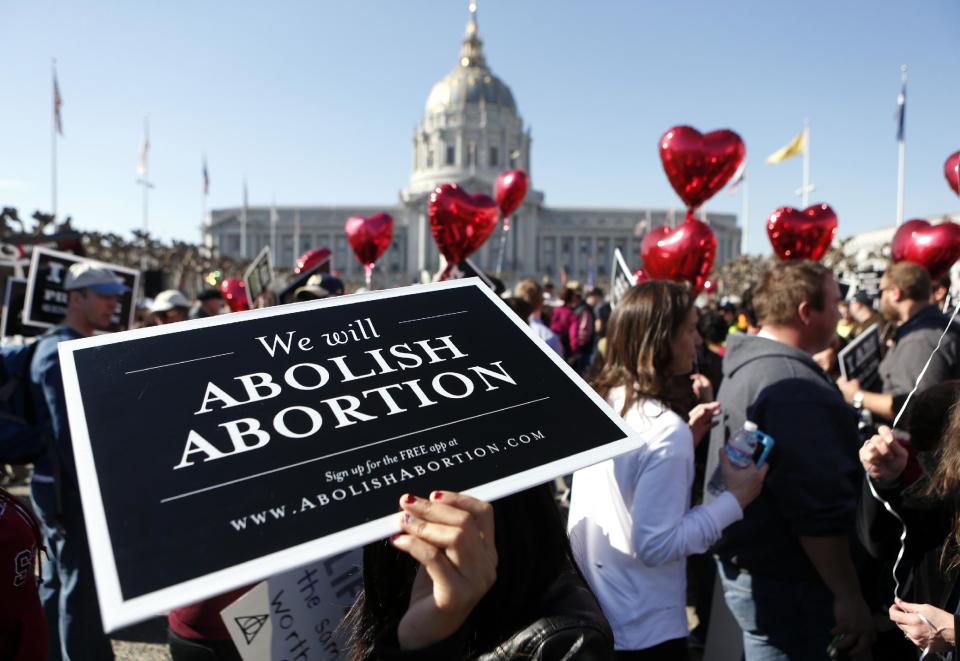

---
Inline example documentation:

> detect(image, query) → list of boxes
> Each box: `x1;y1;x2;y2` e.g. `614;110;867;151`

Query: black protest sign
610;248;634;309
244;247;274;304
838;323;882;390
1;278;46;338
24;247;139;330
59;278;635;631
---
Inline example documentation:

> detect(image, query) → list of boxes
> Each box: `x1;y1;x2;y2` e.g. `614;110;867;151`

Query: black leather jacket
374;569;613;660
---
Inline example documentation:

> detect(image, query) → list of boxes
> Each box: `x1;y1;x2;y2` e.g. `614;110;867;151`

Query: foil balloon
946;151;960;196
220;277;249;312
659;126;745;210
345;212;394;286
766;204;838;261
428;184;499;275
891;218;960;279
494;169;529;231
633;269;649;284
640;216;717;294
294;247;332;275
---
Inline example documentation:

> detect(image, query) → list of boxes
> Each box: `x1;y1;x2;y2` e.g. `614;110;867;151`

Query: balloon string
364;263;374;289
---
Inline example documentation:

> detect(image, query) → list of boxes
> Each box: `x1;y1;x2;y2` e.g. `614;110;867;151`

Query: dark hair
754;260;830;326
591;281;692;416
908;381;960;452
345;485;585;659
885;262;932;302
697;309;728;345
503;297;533;323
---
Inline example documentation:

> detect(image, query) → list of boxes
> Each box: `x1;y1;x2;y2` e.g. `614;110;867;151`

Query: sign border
23;246;140;330
59;278;639;632
1;276;46;339
242;246;273;304
838;322;881;382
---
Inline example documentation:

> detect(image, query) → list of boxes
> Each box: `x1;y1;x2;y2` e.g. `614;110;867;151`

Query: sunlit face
879;276;900;322
669;306;700;375
80;290;119;331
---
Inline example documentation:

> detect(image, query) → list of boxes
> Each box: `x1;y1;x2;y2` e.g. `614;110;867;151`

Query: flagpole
240;179;248;259
136;117;154;235
801;120;810;208
896;64;908;226
270;196;277;260
293;208;301;267
741;171;750;256
51;59;58;219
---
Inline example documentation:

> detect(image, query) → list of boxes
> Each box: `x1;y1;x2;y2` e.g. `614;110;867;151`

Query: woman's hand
688;401;721;447
719;449;768;508
690;373;714;403
859;426;908;484
392;491;497;651
889;598;956;653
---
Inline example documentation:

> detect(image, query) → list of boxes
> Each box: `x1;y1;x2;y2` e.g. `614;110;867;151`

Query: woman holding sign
346;485;615;659
567;282;767;659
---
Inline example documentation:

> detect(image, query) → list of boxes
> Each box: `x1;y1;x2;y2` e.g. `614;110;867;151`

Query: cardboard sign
245;247;274;305
59;278;636;631
23;247;139;331
1;278;46;339
221;548;361;660
609;248;635;310
838;323;882;390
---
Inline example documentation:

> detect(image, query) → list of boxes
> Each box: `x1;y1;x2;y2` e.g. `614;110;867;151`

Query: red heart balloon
294;247;332;275
494;169;529;230
892;218;960;279
659;126;745;210
633;268;649;285
945;151;960;196
428;184;499;266
345;212;394;267
220;277;249;312
640;217;717;294
766;204;838;261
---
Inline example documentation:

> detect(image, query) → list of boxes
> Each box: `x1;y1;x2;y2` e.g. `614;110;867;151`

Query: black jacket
374;569;614;660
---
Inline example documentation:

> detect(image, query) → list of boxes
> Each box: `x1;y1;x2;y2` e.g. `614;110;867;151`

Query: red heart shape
428;184;499;266
945;151;960;196
892;218;960;279
766;204;838;261
640;217;717;294
494;169;529;230
220;278;249;312
345;212;394;267
659;126;745;210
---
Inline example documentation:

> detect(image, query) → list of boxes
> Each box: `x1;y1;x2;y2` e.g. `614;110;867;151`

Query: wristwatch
852;391;865;410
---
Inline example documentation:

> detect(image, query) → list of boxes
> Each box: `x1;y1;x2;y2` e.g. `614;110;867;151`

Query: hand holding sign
393;491;497;651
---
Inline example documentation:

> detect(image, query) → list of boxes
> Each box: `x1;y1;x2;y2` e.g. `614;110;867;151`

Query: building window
489;146;499;167
466;143;475;166
427;149;434;168
446;146;455;166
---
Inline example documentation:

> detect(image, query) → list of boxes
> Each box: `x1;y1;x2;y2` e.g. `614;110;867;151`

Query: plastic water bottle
707;421;760;496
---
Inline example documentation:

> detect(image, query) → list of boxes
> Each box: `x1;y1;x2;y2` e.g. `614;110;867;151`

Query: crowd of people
5;254;960;660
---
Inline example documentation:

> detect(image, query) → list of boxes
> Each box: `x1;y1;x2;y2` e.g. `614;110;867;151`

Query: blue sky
1;0;958;255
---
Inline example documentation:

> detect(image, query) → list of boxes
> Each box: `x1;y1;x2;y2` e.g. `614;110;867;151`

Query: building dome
424;4;517;114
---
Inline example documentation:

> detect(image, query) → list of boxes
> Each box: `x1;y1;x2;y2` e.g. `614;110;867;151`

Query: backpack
0;338;49;465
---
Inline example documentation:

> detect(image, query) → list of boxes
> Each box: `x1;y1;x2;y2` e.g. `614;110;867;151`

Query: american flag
896;76;906;142
53;69;63;136
202;156;209;195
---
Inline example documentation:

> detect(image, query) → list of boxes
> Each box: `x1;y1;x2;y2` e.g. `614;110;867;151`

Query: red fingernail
431;491;442;501
403;494;415;504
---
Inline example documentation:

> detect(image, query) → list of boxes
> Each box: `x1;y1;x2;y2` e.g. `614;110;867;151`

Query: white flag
137;119;150;177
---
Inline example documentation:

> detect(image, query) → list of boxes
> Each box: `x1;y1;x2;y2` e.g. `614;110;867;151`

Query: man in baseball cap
151;289;191;325
29;260;128;659
294;273;345;301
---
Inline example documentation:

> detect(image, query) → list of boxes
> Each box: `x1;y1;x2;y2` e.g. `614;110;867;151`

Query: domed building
204;4;741;287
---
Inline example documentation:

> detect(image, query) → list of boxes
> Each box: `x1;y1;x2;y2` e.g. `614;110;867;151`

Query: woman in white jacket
568;282;767;660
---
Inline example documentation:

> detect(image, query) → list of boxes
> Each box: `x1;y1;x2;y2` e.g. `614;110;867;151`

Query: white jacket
567;389;742;650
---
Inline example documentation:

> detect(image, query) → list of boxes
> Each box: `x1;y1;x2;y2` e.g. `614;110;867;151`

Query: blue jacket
30;325;83;485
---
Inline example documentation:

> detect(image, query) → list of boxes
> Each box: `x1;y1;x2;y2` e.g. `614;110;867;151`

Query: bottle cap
743;421;758;432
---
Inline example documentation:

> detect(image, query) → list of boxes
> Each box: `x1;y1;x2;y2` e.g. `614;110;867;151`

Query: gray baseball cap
64;262;130;296
151;289;191;313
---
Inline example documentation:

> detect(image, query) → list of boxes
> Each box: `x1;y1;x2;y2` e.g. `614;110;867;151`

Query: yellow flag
766;128;807;164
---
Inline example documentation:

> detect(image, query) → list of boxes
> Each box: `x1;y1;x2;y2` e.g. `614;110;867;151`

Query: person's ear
797;300;812;326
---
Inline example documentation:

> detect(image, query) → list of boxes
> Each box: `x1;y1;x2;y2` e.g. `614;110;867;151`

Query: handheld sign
244;247;274;305
609;248;635;309
59;278;636;631
24;247;139;330
221;548;361;660
838;323;882;390
1;278;46;339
